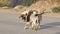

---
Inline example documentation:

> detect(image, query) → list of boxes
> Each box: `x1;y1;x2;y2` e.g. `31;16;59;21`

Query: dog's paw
29;27;34;30
29;25;40;31
24;26;29;30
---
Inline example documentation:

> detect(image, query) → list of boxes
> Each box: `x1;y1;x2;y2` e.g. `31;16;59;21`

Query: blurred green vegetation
52;6;60;13
22;0;39;6
0;2;7;7
0;0;11;7
0;0;39;7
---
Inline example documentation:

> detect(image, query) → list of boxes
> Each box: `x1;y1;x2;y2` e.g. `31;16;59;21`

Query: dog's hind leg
38;15;42;28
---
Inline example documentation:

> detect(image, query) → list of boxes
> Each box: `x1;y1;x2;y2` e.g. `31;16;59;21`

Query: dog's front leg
24;22;30;29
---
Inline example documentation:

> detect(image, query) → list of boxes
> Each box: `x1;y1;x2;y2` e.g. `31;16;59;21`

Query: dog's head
19;10;32;22
19;10;34;22
19;13;27;22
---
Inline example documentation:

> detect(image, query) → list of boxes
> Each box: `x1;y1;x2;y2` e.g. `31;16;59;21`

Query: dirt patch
45;13;60;16
0;8;20;12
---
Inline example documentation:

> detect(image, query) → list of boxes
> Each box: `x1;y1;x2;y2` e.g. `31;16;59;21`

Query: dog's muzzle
19;14;27;22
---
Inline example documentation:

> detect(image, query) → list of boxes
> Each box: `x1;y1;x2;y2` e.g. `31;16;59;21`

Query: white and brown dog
19;10;44;31
29;10;45;31
19;10;33;29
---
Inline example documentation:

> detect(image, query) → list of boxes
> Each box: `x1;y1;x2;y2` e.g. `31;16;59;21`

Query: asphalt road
0;11;60;34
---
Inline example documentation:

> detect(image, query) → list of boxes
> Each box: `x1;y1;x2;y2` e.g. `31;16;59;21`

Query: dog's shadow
54;32;60;34
40;22;60;30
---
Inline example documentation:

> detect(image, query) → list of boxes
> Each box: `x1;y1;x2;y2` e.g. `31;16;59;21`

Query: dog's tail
40;9;46;15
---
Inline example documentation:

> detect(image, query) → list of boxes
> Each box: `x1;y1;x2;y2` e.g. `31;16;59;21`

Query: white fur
29;12;40;30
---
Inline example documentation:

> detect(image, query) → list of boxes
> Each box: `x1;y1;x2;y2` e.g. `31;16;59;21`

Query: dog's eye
21;14;24;17
35;14;38;16
22;16;26;20
23;17;26;19
21;15;23;17
26;13;27;15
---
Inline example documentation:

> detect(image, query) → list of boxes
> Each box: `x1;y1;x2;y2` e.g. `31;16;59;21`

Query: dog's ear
25;13;27;15
28;10;33;14
19;14;24;19
35;14;38;16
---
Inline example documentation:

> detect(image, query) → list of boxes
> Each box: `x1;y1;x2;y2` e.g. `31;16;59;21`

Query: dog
19;10;45;31
29;10;45;31
19;10;34;29
29;10;44;31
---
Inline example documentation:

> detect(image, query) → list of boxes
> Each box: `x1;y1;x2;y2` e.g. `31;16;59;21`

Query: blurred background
0;0;60;13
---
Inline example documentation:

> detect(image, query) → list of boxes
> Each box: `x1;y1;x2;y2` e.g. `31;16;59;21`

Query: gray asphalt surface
0;11;60;34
